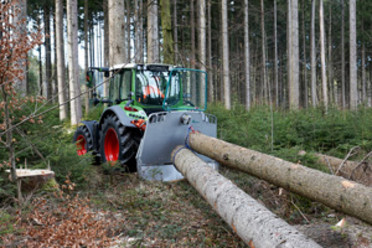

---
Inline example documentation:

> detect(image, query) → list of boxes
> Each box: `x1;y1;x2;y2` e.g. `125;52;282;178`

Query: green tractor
74;63;218;181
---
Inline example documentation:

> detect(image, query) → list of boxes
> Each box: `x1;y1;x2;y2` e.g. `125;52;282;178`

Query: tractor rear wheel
73;125;93;156
99;114;139;171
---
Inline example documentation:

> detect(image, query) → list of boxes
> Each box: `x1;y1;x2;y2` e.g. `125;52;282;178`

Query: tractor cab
87;63;207;117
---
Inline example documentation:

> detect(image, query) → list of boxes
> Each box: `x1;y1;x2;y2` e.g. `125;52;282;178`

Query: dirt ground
1;167;372;247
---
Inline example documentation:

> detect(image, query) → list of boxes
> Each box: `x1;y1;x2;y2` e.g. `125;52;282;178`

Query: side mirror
86;70;94;87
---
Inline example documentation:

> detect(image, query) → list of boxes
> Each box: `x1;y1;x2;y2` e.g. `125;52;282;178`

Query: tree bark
109;0;126;66
244;0;250;110
198;0;206;105
207;0;213;102
134;0;142;62
288;0;299;109
160;0;174;64
44;5;52;101
147;0;160;63
172;146;321;248
173;0;178;64
361;18;366;104
221;0;230;109
14;0;27;95
190;0;196;67
260;0;267;105
56;0;68;120
301;0;308;108
125;0;131;62
84;0;89;114
103;0;109;98
310;0;317;107
327;4;334;105
341;0;346;109
274;0;279;108
349;0;357;110
319;0;328;111
67;0;82;125
188;132;372;225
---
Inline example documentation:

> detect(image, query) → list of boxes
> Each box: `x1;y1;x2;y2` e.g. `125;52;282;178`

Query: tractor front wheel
99;114;138;171
73;125;93;156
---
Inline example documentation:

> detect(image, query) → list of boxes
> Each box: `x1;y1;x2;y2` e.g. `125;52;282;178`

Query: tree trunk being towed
188;132;372;225
172;147;321;248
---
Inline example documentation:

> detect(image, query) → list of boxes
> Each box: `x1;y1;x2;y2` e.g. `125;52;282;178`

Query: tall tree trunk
349;0;357;110
274;0;279;108
67;0;82;125
109;0;126;66
288;0;299;109
190;0;196;67
126;1;131;62
44;5;52;101
139;0;144;63
84;0;89;114
301;0;308;108
1;87;20;201
328;4;334;105
221;0;230;109
52;12;58;102
14;0;27;95
173;0;178;64
147;0;159;63
134;0;141;62
103;0;109;98
103;0;109;67
198;0;206;105
319;0;328;111
260;0;267;105
244;0;250;110
207;0;213;102
160;0;174;64
341;0;346;108
56;0;67;120
198;0;206;71
310;0;317;107
361;20;366;104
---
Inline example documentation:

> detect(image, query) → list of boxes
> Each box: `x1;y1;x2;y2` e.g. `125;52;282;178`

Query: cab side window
108;73;120;101
120;70;132;100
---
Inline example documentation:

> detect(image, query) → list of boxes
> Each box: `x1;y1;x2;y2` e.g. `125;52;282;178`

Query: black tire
99;114;139;171
73;125;93;156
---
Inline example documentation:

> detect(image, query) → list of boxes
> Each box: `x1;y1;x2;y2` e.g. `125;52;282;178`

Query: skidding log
309;152;372;187
172;146;321;248
188;132;372;225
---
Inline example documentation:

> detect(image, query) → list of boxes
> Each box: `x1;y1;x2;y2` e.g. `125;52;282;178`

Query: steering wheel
184;100;195;107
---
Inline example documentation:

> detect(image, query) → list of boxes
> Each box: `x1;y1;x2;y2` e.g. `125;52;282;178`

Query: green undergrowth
0;102;95;206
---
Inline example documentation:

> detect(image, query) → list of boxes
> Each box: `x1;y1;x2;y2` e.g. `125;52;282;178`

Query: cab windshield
135;70;169;105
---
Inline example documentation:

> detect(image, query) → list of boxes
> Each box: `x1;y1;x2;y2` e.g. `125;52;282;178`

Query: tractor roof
110;63;178;71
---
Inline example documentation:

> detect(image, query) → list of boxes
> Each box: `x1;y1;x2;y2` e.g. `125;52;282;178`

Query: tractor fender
98;105;137;128
80;120;99;152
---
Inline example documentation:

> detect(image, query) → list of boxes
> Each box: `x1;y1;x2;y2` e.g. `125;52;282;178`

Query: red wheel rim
104;128;119;162
76;135;87;156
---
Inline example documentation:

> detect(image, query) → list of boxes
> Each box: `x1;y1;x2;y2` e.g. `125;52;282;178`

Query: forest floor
1;166;372;247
